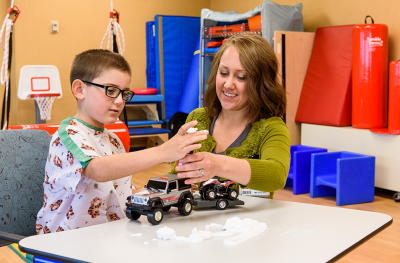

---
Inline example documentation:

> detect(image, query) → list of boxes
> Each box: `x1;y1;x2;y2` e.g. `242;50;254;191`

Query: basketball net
34;95;56;121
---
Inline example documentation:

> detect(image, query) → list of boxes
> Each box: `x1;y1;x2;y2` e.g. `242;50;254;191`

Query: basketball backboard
18;65;62;100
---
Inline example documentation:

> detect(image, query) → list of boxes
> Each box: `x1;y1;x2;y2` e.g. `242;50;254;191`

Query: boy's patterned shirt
36;117;133;234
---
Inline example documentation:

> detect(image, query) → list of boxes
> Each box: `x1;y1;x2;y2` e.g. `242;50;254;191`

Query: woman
172;33;290;198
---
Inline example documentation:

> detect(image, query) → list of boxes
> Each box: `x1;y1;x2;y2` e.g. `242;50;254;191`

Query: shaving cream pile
156;217;267;245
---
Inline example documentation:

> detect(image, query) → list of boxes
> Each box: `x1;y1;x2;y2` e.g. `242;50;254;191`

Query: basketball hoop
18;65;63;124
27;93;60;121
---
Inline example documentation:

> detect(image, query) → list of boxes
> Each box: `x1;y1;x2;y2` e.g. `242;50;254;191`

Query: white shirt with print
36;117;132;234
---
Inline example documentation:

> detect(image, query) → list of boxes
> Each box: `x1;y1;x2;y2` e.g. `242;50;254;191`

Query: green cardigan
169;108;291;199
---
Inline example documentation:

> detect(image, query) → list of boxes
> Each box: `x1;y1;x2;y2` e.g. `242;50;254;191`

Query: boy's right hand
157;121;208;163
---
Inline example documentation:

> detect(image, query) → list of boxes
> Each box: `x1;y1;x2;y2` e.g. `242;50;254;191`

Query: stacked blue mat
146;21;156;89
127;16;200;146
154;15;201;121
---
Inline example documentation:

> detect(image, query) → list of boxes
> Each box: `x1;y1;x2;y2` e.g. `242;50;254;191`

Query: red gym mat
295;25;354;126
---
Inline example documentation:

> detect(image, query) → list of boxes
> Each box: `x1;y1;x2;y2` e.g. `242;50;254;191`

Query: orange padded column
352;16;388;129
371;60;400;134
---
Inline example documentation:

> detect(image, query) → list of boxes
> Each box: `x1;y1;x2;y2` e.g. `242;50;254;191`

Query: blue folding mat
154;15;201;120
146;21;156;89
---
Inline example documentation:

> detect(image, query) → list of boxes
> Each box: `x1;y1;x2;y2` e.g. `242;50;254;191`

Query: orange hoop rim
26;93;61;98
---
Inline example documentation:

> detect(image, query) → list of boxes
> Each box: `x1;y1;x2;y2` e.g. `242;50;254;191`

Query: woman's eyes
219;71;245;80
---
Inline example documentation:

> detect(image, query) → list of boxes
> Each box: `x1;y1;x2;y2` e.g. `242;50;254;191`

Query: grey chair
0;129;51;246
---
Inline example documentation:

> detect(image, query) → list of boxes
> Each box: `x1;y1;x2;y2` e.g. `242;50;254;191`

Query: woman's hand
156;121;208;163
175;152;222;184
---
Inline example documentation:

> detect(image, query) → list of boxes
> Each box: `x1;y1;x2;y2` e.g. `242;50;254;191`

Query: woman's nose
224;75;235;89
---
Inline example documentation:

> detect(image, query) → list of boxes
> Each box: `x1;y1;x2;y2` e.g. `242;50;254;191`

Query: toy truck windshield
146;180;167;192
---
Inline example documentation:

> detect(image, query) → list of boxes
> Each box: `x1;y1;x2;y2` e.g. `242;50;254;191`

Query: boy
36;49;207;234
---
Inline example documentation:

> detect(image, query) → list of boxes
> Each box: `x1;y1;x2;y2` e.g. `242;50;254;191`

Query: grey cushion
0;129;51;236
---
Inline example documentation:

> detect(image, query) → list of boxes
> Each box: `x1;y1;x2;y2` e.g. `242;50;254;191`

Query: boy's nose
114;92;125;104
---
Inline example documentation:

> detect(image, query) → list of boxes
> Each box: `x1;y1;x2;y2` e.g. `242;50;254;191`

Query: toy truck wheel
127;209;141;220
178;199;193;216
204;189;216;200
227;189;239;200
394;192;400;202
163;206;171;212
216;199;228;210
147;208;163;225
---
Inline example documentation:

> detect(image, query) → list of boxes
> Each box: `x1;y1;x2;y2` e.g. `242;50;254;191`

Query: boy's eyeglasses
82;80;135;101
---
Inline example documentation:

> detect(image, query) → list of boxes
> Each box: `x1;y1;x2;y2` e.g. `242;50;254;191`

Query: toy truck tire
216;199;228;210
126;209;141;220
394;192;400;202
178;199;193;216
204;189;217;200
227;188;239;200
147;208;164;225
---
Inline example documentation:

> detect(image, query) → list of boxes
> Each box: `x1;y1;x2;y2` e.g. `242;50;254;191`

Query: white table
19;196;392;263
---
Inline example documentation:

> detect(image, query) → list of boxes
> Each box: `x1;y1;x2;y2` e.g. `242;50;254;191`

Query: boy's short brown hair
70;49;131;85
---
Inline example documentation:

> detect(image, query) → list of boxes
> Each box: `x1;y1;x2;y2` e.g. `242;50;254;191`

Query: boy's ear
71;80;85;100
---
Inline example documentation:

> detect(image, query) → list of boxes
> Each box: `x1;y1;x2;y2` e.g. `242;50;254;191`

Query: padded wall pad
295;25;354;126
155;15;200;120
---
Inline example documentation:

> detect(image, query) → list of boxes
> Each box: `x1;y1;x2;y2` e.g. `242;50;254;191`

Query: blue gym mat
154;15;200;120
146;21;156;89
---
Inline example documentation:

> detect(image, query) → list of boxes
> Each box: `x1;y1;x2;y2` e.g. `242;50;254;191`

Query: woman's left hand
175;152;221;184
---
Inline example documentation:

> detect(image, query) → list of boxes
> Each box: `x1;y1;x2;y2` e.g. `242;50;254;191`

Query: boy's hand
157;121;208;163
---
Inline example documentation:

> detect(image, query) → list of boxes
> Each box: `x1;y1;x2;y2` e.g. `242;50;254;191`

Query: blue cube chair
310;151;375;206
285;145;327;195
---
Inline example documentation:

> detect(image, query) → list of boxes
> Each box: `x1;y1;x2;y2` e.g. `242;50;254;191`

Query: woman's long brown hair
204;33;286;124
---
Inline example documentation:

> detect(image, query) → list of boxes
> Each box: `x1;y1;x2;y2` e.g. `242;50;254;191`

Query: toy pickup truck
126;176;244;225
126;174;193;225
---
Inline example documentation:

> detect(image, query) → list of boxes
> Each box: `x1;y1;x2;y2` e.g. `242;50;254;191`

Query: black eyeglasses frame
81;80;135;101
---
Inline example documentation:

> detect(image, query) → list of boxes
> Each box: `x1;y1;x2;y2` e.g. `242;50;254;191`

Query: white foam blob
198;230;213;240
222;218;267;246
205;223;223;231
156;226;176;240
155;217;267;246
187;233;204;243
186;127;198;134
144;241;149;245
212;231;235;237
130;233;142;237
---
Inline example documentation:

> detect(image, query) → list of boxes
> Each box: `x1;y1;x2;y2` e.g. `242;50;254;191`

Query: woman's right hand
157;121;208;163
175;151;221;184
